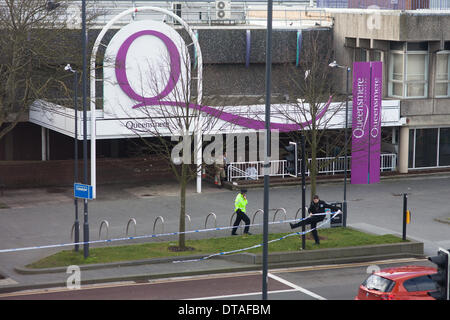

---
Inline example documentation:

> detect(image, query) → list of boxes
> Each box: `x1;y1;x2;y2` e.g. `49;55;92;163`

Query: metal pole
301;134;306;250
82;0;89;259
262;0;273;301
73;70;79;252
343;67;350;228
402;193;407;241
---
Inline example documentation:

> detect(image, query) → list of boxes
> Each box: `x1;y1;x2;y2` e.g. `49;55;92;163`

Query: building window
356;48;367;62
439;128;450;166
389;42;428;98
435;51;450;98
390;52;404;97
408;127;450;169
371;50;382;62
415;128;438;168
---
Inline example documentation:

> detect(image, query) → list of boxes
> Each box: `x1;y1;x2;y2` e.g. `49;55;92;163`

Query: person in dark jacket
289;194;341;244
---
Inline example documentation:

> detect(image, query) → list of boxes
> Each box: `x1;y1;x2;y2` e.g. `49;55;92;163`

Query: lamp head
328;61;338;68
64;64;74;72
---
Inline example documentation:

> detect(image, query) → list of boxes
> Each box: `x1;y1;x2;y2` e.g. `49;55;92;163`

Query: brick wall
0;157;175;188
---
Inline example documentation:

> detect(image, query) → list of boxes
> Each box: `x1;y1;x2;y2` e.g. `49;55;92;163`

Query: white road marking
190;288;298;300
268;273;327;300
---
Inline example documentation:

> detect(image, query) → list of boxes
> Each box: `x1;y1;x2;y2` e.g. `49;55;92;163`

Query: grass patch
27;227;405;269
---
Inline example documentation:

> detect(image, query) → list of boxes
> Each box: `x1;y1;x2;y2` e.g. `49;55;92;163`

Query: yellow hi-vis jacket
235;193;247;213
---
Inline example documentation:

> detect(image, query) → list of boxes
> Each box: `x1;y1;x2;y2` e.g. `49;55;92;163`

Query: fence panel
227;154;397;181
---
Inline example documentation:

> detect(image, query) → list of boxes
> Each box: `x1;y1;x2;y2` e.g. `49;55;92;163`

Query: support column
41;127;49;161
398;126;409;173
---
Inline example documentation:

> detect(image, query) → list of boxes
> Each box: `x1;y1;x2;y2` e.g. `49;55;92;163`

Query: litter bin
330;202;343;228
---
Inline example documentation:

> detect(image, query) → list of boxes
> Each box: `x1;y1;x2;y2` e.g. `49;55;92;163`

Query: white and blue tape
173;211;340;263
0;211;341;256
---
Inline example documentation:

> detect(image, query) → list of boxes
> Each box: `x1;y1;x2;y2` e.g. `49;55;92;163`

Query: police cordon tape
0;211;341;255
173;211;340;263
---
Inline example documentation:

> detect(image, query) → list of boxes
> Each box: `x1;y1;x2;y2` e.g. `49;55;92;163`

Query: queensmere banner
351;61;383;184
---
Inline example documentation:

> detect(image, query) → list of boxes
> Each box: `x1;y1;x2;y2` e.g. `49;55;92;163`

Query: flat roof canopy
29;98;404;140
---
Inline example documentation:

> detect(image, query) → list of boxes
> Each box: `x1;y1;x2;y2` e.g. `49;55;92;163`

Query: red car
355;266;437;300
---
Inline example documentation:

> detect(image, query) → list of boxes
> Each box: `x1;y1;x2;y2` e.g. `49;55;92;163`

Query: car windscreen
362;274;395;293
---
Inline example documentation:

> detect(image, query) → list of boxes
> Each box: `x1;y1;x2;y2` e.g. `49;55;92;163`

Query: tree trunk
310;129;318;201
178;163;188;249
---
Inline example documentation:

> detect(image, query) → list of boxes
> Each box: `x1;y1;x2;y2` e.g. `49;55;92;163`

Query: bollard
402;193;408;241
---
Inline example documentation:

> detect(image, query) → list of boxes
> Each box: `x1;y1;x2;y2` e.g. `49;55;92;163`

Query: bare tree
276;30;346;199
0;0;100;140
110;36;228;250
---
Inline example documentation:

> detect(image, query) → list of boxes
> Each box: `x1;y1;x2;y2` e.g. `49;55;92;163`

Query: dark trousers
232;209;250;234
291;214;325;244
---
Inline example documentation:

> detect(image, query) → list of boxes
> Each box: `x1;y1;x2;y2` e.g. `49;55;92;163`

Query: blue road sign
74;183;93;200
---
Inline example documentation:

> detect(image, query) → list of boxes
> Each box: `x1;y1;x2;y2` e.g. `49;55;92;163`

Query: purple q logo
106;21;333;132
115;30;183;109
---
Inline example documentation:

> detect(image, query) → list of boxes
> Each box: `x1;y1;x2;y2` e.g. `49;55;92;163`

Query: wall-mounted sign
103;20;332;135
103;20;190;120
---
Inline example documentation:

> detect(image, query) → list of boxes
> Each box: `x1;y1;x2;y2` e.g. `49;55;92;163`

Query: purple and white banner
351;61;383;184
369;61;382;184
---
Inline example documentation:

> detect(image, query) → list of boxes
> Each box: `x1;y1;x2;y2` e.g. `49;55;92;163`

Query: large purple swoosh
148;95;333;132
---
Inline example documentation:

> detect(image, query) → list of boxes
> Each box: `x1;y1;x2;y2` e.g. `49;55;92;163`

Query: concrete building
0;1;449;189
327;8;450;172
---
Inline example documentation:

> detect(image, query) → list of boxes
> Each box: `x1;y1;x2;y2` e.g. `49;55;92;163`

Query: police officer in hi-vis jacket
231;189;252;236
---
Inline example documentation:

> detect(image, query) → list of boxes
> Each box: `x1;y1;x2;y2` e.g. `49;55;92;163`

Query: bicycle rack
205;212;217;229
295;207;309;220
152;216;164;235
126;218;137;237
251;209;264;224
252;208;287;224
185;214;191;231
273;208;287;222
99;220;110;240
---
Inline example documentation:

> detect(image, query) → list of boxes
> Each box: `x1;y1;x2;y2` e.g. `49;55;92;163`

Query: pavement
0;172;449;294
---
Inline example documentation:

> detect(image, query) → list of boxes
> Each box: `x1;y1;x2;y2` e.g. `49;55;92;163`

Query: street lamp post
301;134;306;250
81;0;89;258
65;64;79;252
329;61;350;227
262;0;273;301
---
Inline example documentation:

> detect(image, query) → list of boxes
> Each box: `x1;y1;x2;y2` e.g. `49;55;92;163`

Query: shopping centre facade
0;2;449;189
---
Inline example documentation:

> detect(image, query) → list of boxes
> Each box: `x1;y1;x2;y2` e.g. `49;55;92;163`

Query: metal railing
227;160;286;181
22;1;331;28
227;153;397;181
317;0;450;10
